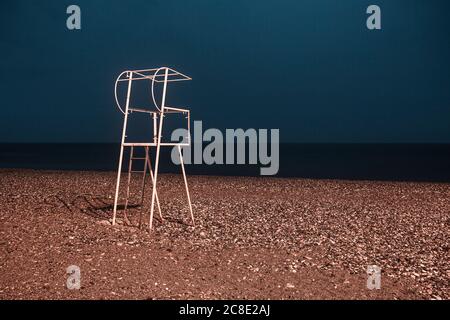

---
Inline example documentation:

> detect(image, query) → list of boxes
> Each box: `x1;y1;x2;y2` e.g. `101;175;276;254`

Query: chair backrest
114;67;191;115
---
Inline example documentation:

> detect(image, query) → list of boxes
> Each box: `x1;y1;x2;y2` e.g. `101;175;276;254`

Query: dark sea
1;143;449;182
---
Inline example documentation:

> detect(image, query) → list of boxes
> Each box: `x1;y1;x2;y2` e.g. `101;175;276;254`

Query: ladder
122;145;162;228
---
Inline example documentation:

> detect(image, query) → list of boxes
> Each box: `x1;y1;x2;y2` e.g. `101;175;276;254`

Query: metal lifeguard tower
112;67;194;232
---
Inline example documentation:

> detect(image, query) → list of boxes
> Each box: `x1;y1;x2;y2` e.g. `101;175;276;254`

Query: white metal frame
112;67;194;232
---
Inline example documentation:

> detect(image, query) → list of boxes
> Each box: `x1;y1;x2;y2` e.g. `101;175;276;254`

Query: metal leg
147;152;163;222
112;143;124;225
149;114;163;222
138;147;163;229
123;146;134;224
138;146;148;229
178;145;194;226
112;72;133;226
149;112;164;232
149;68;169;232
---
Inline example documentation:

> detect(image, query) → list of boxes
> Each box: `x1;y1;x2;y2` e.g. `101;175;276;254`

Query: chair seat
128;106;189;114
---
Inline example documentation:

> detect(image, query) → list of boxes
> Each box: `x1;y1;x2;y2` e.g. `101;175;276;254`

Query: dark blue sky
1;0;449;143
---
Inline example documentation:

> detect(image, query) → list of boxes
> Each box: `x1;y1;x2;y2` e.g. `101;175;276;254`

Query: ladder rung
131;170;145;173
131;157;146;160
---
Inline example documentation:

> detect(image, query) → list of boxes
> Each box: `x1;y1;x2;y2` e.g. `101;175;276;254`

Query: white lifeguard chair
112;67;194;232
